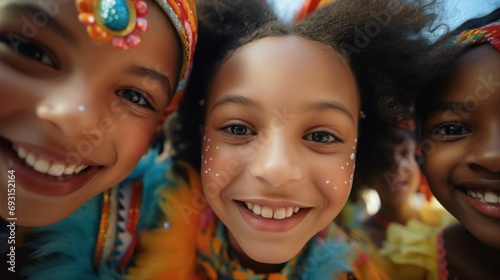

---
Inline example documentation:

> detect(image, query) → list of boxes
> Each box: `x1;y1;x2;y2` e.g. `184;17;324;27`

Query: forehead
440;44;500;101
209;35;359;114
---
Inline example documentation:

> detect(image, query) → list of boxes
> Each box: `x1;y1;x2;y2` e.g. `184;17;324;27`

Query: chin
242;241;302;264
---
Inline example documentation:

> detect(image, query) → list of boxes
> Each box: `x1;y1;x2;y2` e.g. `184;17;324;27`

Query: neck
377;201;417;225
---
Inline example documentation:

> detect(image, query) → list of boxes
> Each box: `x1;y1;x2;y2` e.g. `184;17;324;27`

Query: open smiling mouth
0;137;102;197
462;188;500;204
243;202;301;220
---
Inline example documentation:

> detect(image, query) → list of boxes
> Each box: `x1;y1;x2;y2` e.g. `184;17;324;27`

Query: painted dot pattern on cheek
326;140;357;190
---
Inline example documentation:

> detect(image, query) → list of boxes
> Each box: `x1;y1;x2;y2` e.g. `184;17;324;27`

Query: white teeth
48;164;65;177
244;202;302;219
261;207;273;218
64;165;76;175
466;189;500;204
252;204;261;215
17;146;27;159
273;208;286;219
484;192;499;203
12;145;89;177
26;153;37;165
33;159;50;173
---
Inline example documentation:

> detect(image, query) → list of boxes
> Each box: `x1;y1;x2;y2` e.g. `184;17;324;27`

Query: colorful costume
126;164;390;280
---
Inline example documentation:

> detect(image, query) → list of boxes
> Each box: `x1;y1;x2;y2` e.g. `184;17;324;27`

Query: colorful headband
294;0;335;22
76;0;197;119
452;20;500;51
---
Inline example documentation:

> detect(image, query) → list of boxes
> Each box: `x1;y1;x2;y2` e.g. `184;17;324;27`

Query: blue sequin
99;0;131;32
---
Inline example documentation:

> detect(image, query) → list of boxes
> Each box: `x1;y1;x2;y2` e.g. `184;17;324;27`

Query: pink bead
135;1;148;16
135;18;148;32
112;37;127;50
126;33;141;47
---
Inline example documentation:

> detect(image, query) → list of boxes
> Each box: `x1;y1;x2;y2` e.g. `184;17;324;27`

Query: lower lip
1;138;101;197
460;191;500;219
390;182;408;191
236;202;310;232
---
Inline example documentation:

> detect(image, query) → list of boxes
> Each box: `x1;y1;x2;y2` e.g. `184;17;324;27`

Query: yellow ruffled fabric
379;199;457;280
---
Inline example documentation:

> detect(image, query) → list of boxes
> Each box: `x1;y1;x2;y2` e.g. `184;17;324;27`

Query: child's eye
115;89;155;111
432;123;471;138
304;131;337;143
0;37;58;69
221;124;253;136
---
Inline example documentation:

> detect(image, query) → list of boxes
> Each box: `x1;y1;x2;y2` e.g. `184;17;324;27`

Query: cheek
314;144;357;203
112;122;155;172
200;132;243;200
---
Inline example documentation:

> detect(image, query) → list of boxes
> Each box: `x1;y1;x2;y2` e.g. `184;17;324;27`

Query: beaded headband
452;20;500;51
76;0;197;119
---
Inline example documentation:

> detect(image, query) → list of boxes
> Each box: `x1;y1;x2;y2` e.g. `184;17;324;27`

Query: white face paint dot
204;160;207;164
203;135;206;141
353;146;355;150
345;181;347;184
216;146;219;150
334;186;338;190
204;170;208;174
326;180;330;184
346;162;349;166
210;158;212;161
78;105;85;112
208;139;211;142
350;153;355;160
341;166;344;170
355;138;357;143
215;173;219;177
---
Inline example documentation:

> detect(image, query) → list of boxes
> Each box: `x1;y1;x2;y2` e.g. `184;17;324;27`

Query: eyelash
0;35;59;69
219;124;341;145
219;123;255;136
432;122;472;139
303;131;341;144
115;88;156;111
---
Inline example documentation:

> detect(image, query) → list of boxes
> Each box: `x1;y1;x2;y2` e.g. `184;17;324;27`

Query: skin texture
0;0;181;226
421;45;500;248
201;35;359;273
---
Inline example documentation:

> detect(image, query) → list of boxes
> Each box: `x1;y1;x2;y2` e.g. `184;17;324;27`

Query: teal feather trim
22;195;120;279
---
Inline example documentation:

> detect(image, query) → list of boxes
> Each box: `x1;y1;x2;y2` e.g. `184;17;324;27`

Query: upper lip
237;199;311;209
7;139;101;166
456;180;500;190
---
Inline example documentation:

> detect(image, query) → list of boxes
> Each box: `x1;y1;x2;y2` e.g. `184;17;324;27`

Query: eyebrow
128;66;173;100
210;94;261;112
303;101;355;123
8;4;77;47
426;101;467;115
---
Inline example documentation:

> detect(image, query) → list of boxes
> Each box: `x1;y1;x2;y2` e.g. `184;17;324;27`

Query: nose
396;155;418;177
464;126;500;173
36;80;104;138
249;132;303;187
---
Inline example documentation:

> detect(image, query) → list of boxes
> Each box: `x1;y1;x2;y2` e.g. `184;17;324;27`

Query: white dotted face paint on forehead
78;105;85;112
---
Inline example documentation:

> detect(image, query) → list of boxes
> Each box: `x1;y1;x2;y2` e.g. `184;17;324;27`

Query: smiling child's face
0;0;181;226
421;44;500;248
202;35;359;265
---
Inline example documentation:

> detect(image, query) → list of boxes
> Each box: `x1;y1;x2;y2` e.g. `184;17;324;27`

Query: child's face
0;0;181;226
202;36;359;265
373;129;420;205
421;44;500;248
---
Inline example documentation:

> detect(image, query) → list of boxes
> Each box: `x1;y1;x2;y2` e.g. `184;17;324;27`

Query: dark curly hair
172;0;440;171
